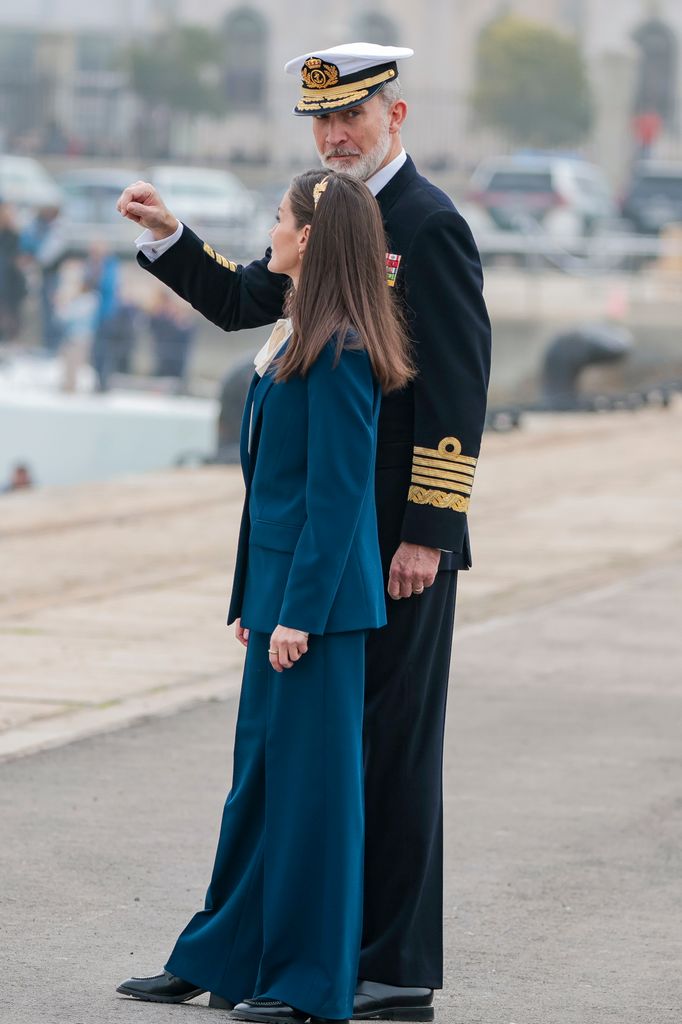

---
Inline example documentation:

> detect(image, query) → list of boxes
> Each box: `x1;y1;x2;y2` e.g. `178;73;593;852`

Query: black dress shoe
352;981;434;1021
230;999;309;1023
231;998;346;1024
116;969;205;1003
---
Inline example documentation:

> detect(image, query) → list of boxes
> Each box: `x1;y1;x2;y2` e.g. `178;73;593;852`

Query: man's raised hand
116;180;179;240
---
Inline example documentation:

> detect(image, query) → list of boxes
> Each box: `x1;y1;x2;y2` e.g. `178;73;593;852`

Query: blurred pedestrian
56;279;98;392
2;462;34;493
0;199;27;341
148;291;195;391
21;204;67;352
84;242;134;390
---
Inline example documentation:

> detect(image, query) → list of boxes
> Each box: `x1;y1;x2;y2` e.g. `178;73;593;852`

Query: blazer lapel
245;336;291;478
375;154;418;218
239;373;259;484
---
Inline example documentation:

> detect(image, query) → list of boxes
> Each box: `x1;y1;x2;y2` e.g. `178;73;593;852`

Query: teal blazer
227;333;387;636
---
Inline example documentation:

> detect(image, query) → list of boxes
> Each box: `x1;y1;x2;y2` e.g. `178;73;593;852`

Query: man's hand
269;624;309;673
116;180;178;240
235;618;249;648
387;542;441;600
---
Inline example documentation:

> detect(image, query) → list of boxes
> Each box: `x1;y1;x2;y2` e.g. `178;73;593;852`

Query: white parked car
57;166;143;256
145;165;257;244
0;154;63;222
468;155;616;237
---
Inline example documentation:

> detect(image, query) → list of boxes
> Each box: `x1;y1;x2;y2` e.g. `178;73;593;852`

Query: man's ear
388;99;408;134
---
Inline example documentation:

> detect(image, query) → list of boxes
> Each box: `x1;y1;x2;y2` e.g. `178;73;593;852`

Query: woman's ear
298;223;311;255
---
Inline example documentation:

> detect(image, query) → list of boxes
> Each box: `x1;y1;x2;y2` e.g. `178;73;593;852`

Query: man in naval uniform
117;43;491;1021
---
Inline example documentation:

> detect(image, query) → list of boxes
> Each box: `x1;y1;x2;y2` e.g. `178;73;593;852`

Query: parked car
144;165;258;250
468;155;615;237
57;167;142;256
621;163;682;234
0;155;62;223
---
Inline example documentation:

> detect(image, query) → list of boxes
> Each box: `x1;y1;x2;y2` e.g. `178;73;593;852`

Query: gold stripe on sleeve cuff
410;465;474;488
408;485;470;513
413;437;478;468
410;474;472;495
412;455;475;477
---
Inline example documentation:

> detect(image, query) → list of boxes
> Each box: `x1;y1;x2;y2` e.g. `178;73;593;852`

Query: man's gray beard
321;120;392;181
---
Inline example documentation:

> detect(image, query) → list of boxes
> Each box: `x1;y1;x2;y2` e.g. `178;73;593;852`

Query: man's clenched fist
116;180;179;241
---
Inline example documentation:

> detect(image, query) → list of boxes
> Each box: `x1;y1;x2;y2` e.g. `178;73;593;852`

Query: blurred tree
472;15;593;148
125;25;226;156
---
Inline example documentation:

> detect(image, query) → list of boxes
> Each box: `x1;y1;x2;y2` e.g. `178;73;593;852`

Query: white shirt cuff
135;221;184;262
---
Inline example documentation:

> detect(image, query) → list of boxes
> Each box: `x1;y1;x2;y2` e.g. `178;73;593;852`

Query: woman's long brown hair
274;169;414;393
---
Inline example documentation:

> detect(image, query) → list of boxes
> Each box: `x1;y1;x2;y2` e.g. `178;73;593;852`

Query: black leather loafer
352;981;434;1021
230;998;346;1024
116;969;205;1003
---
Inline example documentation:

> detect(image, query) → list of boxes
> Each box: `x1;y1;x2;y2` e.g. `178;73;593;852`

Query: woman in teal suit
117;170;413;1023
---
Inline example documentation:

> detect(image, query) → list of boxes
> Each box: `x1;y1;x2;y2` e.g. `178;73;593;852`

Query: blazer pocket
250;519;303;553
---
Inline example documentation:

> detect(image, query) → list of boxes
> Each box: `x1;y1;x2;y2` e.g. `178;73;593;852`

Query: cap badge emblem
302;57;340;90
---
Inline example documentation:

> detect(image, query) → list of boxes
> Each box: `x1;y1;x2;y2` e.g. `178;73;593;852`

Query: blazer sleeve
278;341;377;635
400;208;491;553
137;223;288;331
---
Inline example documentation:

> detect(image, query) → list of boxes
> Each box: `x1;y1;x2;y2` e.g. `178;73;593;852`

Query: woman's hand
269;624;309;672
235;618;250;648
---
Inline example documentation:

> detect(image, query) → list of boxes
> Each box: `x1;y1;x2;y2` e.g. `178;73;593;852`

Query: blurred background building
0;0;680;184
1;0;681;489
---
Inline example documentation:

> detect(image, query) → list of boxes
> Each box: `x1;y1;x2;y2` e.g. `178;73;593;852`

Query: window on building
632;18;677;128
352;14;400;46
223;7;268;110
0;30;35;80
559;0;584;33
76;34;118;73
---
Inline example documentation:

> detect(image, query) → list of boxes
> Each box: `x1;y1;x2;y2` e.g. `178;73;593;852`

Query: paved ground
2;401;681;760
2;401;681;1023
2;561;680;1024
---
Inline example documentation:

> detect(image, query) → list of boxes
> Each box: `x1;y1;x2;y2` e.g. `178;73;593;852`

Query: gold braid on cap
313;176;329;208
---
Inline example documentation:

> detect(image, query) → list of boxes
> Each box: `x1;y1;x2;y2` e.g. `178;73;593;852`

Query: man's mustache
324;149;361;159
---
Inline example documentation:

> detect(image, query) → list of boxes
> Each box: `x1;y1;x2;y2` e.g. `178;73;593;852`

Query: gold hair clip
313;176;329;208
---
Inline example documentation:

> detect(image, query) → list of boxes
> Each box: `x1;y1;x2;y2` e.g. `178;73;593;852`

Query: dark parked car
621;164;682;234
468;156;615;237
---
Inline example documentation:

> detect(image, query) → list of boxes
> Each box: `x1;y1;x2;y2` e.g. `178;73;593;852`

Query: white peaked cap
284;42;414;77
285;43;413;115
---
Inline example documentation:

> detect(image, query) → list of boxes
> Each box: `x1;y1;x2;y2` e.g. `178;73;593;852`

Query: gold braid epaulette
407;436;477;513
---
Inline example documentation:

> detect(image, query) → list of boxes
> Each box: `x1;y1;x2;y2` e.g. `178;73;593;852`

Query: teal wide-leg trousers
165;629;367;1020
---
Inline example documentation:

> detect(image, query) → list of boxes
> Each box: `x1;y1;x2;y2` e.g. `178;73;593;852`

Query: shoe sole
352;1009;434;1022
230;1013;306;1024
229;1013;346;1024
116;984;206;1003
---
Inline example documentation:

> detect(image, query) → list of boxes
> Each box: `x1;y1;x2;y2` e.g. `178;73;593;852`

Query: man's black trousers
358;447;459;989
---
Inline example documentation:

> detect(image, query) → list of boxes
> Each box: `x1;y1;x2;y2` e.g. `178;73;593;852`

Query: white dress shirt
135;149;407;263
364;148;407;197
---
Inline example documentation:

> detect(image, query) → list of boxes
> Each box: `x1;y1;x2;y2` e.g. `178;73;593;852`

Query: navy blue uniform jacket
227;335;387;637
138;155;491;567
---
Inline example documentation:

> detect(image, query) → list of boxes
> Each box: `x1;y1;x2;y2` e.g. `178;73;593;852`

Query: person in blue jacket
117;169;413;1023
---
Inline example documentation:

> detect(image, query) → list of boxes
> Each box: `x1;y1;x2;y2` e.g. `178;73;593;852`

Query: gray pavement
2;562;681;1024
